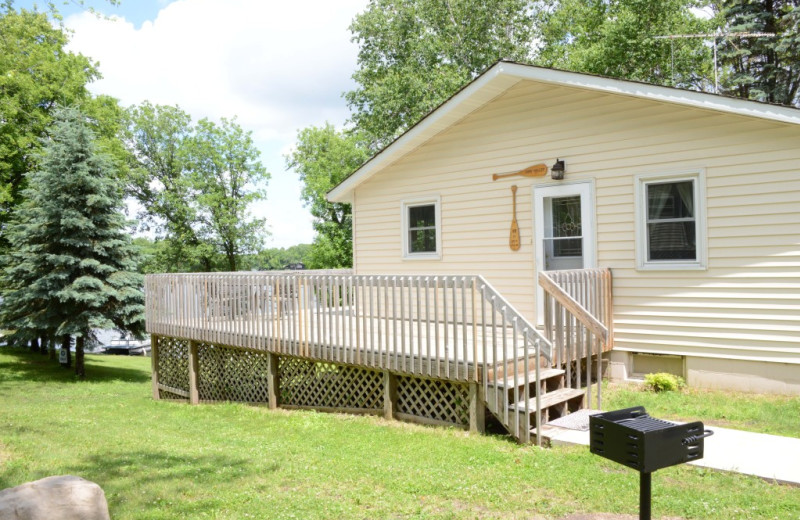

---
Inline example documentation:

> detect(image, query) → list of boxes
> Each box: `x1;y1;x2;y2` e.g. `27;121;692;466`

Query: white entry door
533;182;596;320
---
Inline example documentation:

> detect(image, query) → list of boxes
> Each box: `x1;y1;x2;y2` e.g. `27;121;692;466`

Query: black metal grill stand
640;471;651;520
589;406;713;520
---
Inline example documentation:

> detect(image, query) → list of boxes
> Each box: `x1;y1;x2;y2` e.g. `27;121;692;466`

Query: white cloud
65;0;367;249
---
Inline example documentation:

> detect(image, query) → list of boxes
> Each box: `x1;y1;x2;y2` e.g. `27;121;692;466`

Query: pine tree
0;107;144;377
719;0;800;106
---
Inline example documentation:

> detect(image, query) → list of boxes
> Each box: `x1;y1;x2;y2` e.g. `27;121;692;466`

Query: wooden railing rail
538;268;613;410
145;271;552;445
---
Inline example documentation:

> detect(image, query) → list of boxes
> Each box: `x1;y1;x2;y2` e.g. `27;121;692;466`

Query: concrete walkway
545;413;800;486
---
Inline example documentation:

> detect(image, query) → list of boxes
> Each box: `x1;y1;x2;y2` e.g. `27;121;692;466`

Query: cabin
144;61;799;445
327;61;800;396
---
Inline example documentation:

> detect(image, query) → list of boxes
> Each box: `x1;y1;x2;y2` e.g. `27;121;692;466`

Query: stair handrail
476;275;551;445
538;271;608;343
476;275;553;361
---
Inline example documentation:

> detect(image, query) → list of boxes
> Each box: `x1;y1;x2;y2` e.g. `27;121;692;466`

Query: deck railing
539;268;612;409
145;271;552;443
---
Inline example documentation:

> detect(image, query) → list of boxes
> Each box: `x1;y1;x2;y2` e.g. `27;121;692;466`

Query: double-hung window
402;197;441;259
635;171;706;270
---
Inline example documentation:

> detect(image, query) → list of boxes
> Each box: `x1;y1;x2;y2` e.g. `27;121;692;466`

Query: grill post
639;471;651;520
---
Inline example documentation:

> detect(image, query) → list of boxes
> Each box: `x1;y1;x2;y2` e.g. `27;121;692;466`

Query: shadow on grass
0;347;151;384
65;449;280;517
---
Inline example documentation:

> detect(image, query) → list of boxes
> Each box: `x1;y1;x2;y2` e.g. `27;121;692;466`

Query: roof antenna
653;31;775;93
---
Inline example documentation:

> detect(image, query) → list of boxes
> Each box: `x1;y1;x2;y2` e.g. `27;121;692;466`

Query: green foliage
718;0;800;106
0;4;100;252
185;117;269;271
643;372;687;392
287;124;370;269
605;381;800;438
346;0;537;149
535;0;715;89
2;350;800;519
125;102;269;272
255;244;312;271
0;107;144;376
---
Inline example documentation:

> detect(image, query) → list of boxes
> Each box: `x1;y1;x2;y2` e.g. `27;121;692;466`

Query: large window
635;171;706;270
402;197;441;259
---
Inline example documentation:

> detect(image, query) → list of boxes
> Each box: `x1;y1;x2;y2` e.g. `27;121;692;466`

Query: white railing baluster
425;277;432;377
416;276;422;374
434;277;440;378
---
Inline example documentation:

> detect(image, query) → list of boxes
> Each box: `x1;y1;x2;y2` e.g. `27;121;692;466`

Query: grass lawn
1;349;799;520
603;381;800;439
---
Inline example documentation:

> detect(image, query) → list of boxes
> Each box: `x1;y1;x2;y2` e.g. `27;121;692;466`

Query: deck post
469;381;485;434
188;340;200;405
151;335;160;400
267;353;279;409
383;371;397;420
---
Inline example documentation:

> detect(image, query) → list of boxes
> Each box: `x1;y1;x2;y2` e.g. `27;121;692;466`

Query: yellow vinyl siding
352;79;800;365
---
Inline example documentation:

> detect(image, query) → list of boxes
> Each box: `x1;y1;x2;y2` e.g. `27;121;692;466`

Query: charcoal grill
589;406;713;520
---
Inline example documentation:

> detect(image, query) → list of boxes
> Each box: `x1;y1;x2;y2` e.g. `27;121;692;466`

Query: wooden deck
145;269;612;445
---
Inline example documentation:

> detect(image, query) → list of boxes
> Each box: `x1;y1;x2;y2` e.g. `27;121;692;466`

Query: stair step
489;368;565;389
509;387;585;413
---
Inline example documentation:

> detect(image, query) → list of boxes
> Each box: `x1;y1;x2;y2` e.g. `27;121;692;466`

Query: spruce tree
0;107;144;377
719;0;800;106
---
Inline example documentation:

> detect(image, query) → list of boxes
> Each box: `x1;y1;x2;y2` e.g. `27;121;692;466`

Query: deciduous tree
535;0;715;90
346;0;537;149
0;4;99;253
287;124;369;269
126;103;269;272
185;118;269;272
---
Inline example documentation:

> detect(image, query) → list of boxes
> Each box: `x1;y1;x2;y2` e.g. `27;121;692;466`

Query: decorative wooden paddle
493;163;548;181
509;185;520;251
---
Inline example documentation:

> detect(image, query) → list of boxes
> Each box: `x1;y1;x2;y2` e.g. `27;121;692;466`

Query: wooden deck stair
485;364;586;443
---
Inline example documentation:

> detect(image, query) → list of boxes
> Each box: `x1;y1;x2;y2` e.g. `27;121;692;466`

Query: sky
15;0;369;248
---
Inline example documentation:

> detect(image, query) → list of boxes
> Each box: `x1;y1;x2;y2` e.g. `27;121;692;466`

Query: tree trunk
30;337;40;354
48;336;57;360
40;335;48;356
75;335;85;378
61;335;72;368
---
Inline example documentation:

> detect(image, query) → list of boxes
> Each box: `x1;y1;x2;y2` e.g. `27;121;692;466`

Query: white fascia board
501;62;800;126
327;63;517;203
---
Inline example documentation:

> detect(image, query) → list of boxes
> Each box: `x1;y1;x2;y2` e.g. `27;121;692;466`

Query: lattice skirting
279;357;383;411
153;336;472;428
198;343;272;403
397;375;470;427
155;336;189;400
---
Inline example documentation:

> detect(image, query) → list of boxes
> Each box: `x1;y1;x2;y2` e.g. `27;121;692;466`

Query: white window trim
634;169;707;271
401;196;442;260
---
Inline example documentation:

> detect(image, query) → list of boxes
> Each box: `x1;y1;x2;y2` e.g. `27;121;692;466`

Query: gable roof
328;60;800;203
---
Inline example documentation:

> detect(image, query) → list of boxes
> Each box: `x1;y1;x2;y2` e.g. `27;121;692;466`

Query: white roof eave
327;62;800;203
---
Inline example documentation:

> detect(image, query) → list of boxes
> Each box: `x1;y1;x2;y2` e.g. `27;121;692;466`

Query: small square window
402;198;441;259
635;171;706;270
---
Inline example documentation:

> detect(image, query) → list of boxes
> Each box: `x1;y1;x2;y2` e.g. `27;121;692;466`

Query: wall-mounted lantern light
551;159;565;180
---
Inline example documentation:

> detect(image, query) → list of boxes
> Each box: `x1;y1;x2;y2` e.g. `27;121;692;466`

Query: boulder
0;475;110;520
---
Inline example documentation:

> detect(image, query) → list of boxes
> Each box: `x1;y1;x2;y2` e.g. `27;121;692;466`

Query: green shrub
643;372;685;392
